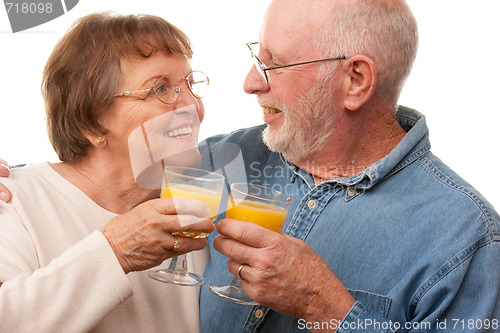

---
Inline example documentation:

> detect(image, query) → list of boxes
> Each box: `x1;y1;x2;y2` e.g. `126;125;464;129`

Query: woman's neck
50;159;159;214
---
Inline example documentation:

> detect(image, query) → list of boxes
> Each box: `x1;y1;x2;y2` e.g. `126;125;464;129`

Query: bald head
262;0;418;103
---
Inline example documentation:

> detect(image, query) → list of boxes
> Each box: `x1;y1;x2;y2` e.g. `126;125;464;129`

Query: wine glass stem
168;255;178;269
168;254;187;274
230;275;241;288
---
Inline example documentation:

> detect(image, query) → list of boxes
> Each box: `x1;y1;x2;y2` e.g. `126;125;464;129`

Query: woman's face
103;51;205;189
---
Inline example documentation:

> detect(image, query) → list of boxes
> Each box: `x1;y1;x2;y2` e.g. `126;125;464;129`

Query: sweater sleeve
0;203;133;333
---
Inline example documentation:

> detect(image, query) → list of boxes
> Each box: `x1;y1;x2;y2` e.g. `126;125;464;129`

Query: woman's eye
154;83;168;96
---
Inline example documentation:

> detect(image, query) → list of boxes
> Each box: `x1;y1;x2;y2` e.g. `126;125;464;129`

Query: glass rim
230;182;291;203
164;166;225;182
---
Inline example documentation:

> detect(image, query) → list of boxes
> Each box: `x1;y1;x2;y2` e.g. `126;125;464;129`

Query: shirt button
307;199;317;209
255;309;264;319
347;188;356;197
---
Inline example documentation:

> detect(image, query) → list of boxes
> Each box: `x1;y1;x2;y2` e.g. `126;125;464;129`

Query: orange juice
225;199;287;232
162;184;222;238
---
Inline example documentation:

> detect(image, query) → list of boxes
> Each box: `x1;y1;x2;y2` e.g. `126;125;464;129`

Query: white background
0;0;499;209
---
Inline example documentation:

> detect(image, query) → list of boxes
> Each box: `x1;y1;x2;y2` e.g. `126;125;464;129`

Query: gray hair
318;0;418;105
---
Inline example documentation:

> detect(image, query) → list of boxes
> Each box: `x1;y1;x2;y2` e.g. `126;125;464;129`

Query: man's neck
293;110;406;185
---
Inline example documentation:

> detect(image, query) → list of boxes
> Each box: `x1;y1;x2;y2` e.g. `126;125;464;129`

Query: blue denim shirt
198;106;500;332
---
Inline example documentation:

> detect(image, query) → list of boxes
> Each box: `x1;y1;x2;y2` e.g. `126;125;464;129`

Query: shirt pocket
348;289;392;317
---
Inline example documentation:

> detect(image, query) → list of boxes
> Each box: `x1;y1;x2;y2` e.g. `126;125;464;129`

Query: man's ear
343;55;377;111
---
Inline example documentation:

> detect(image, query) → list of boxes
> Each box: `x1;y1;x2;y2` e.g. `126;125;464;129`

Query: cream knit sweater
0;163;209;332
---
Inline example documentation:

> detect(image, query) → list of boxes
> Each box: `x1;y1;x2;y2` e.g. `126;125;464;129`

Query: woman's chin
163;148;201;168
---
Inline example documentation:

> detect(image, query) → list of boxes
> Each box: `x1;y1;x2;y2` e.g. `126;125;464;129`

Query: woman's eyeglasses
115;70;209;104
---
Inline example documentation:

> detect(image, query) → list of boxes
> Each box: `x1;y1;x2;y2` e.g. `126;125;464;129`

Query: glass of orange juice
149;166;225;286
209;183;291;304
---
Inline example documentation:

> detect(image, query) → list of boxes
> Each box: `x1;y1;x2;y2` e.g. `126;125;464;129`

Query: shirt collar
282;106;431;189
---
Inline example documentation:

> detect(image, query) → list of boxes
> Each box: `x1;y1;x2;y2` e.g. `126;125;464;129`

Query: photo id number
5;2;53;14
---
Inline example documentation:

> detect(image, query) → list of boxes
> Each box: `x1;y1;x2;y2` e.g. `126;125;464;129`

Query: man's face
260;70;340;163
244;0;342;163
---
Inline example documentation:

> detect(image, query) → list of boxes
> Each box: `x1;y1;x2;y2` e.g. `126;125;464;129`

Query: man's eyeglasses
115;70;209;105
246;42;349;85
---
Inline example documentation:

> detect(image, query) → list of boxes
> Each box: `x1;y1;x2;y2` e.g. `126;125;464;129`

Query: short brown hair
43;12;193;162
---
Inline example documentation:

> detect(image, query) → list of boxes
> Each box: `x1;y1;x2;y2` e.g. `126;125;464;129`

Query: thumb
0;160;9;177
0;160;12;203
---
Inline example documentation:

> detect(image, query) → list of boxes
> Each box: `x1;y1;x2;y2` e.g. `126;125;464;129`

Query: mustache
256;97;286;112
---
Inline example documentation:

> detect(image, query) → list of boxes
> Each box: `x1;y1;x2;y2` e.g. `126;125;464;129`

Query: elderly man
199;0;500;332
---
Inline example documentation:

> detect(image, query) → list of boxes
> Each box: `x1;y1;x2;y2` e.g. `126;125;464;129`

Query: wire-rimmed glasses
246;42;349;85
115;70;209;104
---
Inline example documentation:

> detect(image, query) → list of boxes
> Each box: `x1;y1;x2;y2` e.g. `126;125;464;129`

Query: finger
216;218;278;248
0;160;12;202
0;160;10;177
213;234;257;267
164;237;208;256
157;234;182;252
227;259;252;281
0;183;12;204
156;197;211;218
157;214;215;235
177;215;216;233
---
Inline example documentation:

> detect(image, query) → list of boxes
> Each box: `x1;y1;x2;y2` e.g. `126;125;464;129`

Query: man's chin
262;127;283;152
262;127;294;156
263;127;317;163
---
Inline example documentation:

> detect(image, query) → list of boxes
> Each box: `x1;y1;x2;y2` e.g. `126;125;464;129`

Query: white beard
262;73;337;164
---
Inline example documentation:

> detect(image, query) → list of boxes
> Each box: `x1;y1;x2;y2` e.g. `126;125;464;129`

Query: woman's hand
101;196;215;274
0;159;12;203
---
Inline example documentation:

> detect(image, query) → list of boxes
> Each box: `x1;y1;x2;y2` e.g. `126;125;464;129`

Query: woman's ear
343;55;377;111
81;130;107;147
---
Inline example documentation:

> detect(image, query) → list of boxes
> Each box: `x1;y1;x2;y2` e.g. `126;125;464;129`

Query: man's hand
0;159;12;203
102;196;215;274
214;219;355;326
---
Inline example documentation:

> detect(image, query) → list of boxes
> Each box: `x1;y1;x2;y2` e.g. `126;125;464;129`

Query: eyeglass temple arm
265;56;349;72
114;88;152;97
246;42;348;72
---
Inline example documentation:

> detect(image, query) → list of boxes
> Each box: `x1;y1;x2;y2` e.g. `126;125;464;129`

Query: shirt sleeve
337;240;500;332
338;301;395;332
0;203;133;333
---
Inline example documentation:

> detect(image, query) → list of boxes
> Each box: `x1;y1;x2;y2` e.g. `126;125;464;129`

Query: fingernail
0;192;7;201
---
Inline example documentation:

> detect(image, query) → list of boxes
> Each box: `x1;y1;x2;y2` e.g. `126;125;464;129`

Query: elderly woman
0;12;215;332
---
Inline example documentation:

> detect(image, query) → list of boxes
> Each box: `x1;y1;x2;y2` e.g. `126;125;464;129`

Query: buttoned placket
285;183;342;240
240;307;271;333
241;167;362;332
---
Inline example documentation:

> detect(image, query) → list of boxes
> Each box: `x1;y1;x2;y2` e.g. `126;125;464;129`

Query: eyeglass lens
187;71;209;100
249;43;269;84
153;71;209;104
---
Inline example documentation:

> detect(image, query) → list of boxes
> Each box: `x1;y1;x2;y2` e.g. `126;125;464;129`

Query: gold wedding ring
173;240;180;251
237;263;245;279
